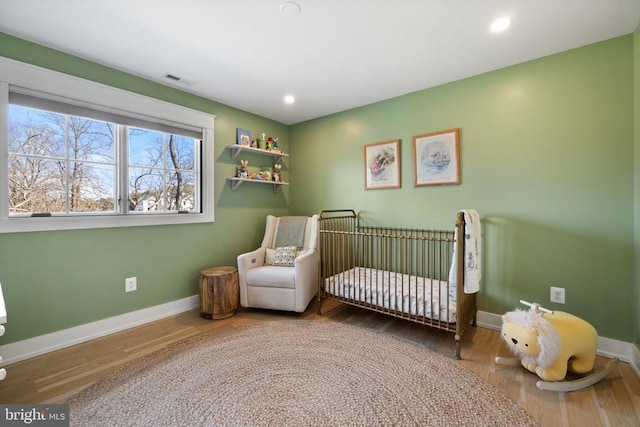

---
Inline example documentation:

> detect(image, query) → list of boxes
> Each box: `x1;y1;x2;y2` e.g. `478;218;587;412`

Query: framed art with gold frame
412;128;460;187
364;139;401;190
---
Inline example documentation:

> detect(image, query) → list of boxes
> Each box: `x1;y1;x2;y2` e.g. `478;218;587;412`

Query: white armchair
237;215;318;313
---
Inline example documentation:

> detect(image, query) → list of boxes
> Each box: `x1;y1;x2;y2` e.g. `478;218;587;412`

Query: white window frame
0;56;215;233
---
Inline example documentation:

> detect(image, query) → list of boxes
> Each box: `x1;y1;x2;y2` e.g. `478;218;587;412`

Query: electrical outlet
125;277;137;292
550;286;565;304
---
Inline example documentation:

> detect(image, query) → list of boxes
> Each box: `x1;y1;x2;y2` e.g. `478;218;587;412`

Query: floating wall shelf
227;177;289;193
227;145;289;162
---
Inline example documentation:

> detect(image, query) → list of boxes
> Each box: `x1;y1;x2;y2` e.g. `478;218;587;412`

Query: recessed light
280;1;301;16
490;16;511;33
284;95;295;104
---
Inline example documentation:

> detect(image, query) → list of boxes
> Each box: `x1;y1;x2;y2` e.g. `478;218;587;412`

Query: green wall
0;32;638;346
291;36;635;341
0;33;292;343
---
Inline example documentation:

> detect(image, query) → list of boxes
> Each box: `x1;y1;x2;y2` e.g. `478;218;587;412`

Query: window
0;57;215;233
9;105;118;215
8;106;202;216
127;127;199;214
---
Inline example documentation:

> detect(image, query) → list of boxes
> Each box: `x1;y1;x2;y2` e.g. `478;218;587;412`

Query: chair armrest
238;247;265;273
294;249;319;312
237;247;265;308
294;248;315;265
293;249;318;277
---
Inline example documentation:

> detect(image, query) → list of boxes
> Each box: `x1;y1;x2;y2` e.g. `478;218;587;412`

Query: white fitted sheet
323;267;457;323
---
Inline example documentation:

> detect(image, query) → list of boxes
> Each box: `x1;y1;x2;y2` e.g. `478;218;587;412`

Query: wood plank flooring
1;301;639;427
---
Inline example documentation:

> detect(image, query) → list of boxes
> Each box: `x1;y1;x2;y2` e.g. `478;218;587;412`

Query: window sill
0;212;214;234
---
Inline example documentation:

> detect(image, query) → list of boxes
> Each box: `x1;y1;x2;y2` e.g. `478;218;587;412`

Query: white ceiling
1;1;639;125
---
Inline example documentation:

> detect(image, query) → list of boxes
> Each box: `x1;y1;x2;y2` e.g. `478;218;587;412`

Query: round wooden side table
199;266;239;319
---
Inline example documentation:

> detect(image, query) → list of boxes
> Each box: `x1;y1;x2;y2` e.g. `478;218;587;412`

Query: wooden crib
317;209;477;359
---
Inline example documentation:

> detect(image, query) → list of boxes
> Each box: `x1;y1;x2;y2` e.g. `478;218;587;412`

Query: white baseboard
0;295;198;367
477;310;640;378
632;344;640;378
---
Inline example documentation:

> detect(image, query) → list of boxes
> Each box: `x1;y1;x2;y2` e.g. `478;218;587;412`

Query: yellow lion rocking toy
495;300;619;392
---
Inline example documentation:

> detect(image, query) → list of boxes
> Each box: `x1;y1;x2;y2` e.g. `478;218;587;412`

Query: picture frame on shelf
236;128;251;146
364;139;401;190
412;128;460;187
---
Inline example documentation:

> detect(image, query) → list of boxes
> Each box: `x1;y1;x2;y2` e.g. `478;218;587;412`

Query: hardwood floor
1;301;639;427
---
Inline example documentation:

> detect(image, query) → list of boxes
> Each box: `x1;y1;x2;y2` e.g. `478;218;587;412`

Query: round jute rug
68;320;537;426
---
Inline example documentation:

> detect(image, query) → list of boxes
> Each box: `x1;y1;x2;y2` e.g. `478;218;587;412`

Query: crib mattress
323;267;457;323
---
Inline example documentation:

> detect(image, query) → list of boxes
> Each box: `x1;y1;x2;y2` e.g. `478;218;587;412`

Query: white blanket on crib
449;209;481;294
323;267;457;323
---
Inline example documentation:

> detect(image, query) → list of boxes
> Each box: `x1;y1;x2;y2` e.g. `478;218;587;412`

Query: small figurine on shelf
259;133;267;150
260;166;272;181
237;160;249;179
273;164;283;182
251;139;258;148
271;137;281;153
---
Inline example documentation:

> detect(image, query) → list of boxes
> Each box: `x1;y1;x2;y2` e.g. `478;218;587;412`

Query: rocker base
494;356;619;392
